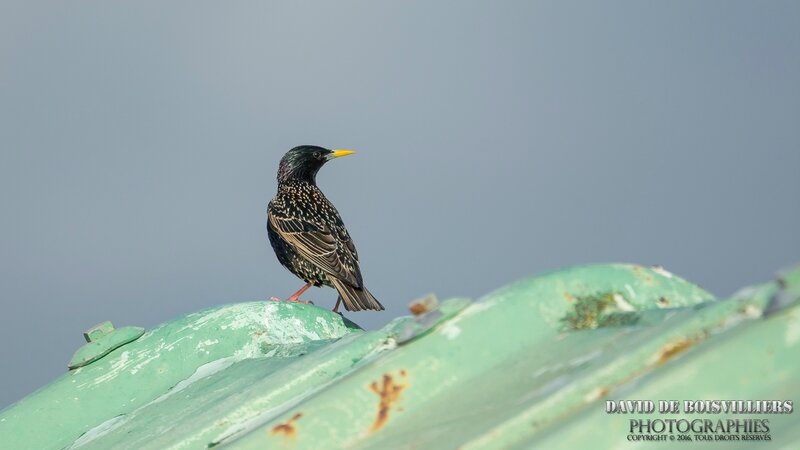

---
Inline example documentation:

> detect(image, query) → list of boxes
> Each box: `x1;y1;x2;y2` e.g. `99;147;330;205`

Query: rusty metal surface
1;263;797;449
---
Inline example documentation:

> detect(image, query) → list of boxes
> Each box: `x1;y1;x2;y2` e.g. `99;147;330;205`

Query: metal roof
1;263;798;449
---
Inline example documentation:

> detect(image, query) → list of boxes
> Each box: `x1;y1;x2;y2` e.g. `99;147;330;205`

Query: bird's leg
286;281;314;303
332;297;342;313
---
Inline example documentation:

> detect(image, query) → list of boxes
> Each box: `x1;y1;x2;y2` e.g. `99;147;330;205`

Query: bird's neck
278;178;318;192
277;162;319;185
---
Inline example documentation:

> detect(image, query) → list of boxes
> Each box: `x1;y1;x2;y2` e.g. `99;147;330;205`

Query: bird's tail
330;278;384;311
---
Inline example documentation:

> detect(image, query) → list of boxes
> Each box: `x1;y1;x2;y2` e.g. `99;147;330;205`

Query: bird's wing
268;210;363;288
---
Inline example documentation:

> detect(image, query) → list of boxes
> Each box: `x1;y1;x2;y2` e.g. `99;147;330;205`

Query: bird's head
277;145;355;184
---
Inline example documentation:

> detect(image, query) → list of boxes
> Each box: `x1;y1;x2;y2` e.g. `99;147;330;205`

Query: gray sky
1;1;798;409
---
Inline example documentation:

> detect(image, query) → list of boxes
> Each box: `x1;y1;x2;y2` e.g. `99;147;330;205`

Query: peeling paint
129;352;161;375
151;357;238;405
4;264;797;450
196;339;220;352
440;323;461;340
623;284;636;299
651;265;674;279
92;351;130;385
612;293;634;312
66;415;127;449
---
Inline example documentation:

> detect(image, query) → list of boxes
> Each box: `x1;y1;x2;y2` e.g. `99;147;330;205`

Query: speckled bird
267;145;384;312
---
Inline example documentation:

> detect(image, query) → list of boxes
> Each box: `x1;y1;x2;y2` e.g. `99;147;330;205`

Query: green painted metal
229;264;718;450
83;321;115;342
0;302;360;450
1;263;797;450
69;322;146;369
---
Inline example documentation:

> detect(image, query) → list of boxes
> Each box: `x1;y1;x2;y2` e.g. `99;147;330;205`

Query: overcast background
1;1;798;409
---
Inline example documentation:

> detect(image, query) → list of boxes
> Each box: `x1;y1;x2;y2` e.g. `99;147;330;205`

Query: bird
267;145;384;312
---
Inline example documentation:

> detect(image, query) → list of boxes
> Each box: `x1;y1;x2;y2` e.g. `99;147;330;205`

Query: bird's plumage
267;146;383;311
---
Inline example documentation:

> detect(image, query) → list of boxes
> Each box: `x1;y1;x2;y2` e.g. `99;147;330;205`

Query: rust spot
271;412;303;438
657;296;670;306
409;303;428;316
584;386;609;402
655;339;694;365
408;294;438;316
631;266;654;283
369;372;407;431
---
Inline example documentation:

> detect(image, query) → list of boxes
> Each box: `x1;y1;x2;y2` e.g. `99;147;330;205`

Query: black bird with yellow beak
267;145;384;312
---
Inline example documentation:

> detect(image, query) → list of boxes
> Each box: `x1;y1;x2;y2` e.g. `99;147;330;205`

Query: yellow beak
331;149;356;158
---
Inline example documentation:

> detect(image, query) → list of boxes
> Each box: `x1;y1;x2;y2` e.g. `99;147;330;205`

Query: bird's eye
313;151;321;159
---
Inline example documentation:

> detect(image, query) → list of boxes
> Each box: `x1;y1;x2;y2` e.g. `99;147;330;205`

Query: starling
267;145;384;312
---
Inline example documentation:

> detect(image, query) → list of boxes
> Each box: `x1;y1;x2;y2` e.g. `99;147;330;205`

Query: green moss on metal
560;292;641;330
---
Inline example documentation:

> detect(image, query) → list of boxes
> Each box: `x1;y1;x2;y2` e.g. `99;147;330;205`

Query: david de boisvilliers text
606;400;793;438
606;400;793;414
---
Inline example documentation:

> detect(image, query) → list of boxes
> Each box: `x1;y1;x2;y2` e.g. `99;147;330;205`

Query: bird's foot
270;296;313;305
